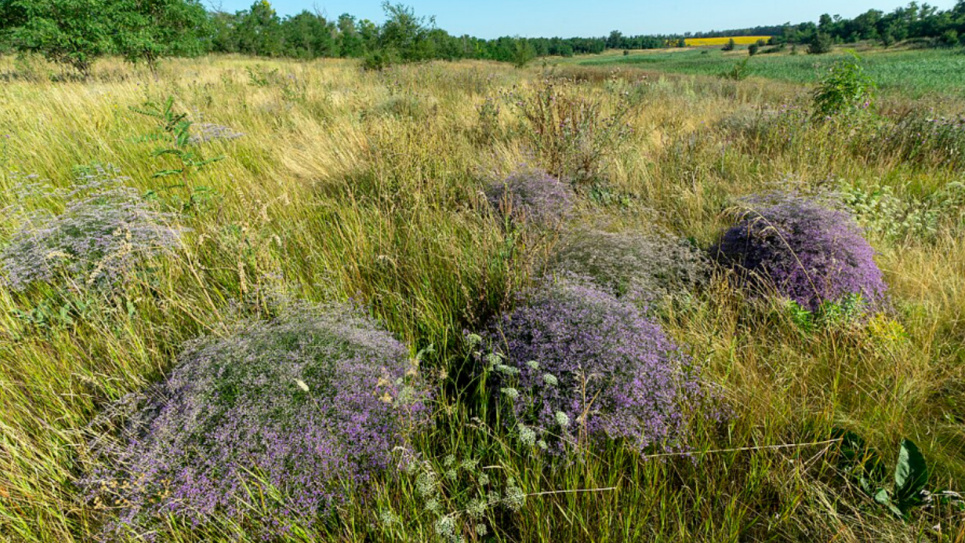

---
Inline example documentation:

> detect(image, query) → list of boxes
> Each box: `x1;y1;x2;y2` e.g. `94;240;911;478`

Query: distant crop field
577;46;965;98
685;36;771;46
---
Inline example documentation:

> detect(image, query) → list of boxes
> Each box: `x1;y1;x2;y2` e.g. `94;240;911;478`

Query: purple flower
83;303;432;538
712;192;886;311
485;166;574;229
484;277;711;456
0;166;181;293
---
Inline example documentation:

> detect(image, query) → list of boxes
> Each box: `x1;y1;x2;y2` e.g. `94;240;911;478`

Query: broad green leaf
894;438;928;502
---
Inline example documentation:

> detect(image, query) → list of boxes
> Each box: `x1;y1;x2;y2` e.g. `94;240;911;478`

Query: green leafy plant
129;96;224;187
389;451;526;543
245;64;281;86
511;78;632;188
721;57;751;80
786;293;869;333
812;53;876;118
834;432;939;519
868;439;930;518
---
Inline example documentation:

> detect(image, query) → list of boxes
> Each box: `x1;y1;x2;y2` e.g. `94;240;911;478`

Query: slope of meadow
0;55;963;541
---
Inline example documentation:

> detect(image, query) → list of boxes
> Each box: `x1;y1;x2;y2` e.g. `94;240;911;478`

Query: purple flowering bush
85;304;431;537
712;193;887;311
483;278;707;455
0;166;181;293
485;167;574;229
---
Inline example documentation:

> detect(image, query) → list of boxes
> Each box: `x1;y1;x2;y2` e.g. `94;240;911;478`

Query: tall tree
282;11;337;59
234;0;282;56
378;2;434;62
111;0;211;69
5;0;111;75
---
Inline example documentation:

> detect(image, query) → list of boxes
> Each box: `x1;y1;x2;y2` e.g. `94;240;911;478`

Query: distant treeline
204;3;681;62
1;0;964;74
683;2;965;47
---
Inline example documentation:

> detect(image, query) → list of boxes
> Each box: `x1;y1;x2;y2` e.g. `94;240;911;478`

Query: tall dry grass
0;54;962;541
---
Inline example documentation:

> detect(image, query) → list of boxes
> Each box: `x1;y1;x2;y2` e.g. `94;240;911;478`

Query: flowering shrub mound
712;193;886;311
484;278;707;455
0;166;181;293
85;304;431;537
485;167;574;228
553;228;710;303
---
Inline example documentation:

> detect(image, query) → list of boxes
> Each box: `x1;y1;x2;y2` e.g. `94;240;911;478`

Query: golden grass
0;54;962;541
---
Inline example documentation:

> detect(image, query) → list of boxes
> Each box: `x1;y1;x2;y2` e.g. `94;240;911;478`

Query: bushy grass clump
0;166;181;293
553;227;710;304
85;304;431;538
485;166;574;229
712;193;887;311
484;277;710;456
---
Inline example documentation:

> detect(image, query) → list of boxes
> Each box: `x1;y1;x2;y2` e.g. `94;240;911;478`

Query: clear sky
205;0;959;39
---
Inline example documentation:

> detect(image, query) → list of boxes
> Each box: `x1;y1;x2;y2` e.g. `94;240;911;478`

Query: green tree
6;0;111;75
209;11;240;53
235;0;282;56
336;14;363;57
282;11;337;59
512;37;536;67
111;0;211;70
722;37;736;51
808;31;833;54
378;2;435;62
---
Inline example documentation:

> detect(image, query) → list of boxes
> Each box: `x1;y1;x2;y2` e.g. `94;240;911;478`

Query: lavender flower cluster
485;167;574;229
0;166;181;293
85;304;431;538
188;122;245;145
553;228;710;304
712;193;886;311
485;277;707;456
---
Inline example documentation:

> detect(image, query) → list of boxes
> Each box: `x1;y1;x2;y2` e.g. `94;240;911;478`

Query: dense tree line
201;3;679;62
692;2;965;48
1;0;964;74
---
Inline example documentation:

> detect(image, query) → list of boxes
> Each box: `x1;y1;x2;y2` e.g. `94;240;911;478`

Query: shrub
812;53;875;118
0;166;181;293
722;38;735;51
839;181;965;242
721;57;751;80
712;193;886;312
552;228;710;304
84;303;432;537
485;167;574;229
511;78;632;188
807;32;833;55
748;43;760;56
483;278;709;456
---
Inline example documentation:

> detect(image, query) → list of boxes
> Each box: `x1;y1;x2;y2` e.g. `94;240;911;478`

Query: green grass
576;46;965;98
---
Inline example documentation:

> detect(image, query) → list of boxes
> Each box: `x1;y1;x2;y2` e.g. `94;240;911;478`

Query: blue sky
206;0;959;39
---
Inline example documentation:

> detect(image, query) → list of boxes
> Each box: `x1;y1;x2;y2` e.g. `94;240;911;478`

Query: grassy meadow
576;45;965;99
0;53;964;541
